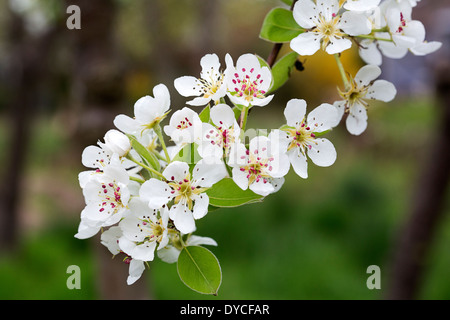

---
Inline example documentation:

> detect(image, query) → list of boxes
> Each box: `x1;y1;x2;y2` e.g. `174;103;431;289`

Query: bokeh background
0;0;449;300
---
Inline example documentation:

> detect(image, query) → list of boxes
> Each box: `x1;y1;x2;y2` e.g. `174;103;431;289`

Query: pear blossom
114;84;171;135
158;234;218;264
228;133;289;196
197;104;241;161
343;0;381;12
163;107;202;147
225;53;273;107
75;158;131;239
290;0;371;56
174;53;229;106
281;99;338;179
359;0;441;64
333;64;396;135
118;198;170;262
103;129;131;157
139;160;227;234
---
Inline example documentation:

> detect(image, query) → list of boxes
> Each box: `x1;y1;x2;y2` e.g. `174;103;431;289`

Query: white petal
200;53;221;77
186;96;212;106
163;161;190;182
174;76;202;97
307;138;337;167
249;179;274;197
339;11;371;36
332;100;347;127
346;103;368;135
127;259;145;285
290;32;321;56
81;145;109;169
157;246;180;263
251;94;274;107
114;114;140;135
119;216;146;242
284;98;307;127
354;64;381;86
235;54;261;77
152;83;171;113
187;235;218;246
367;80;396;102
410;41;442;56
293;0;319;29
288;148;308;179
170;203;196;234
343;0;380;11
359;40;383;66
132;241;157;261
325;37;352;55
306;103;338;132
100;226;122;254
139;179;173;209
231;167;249;191
74;218;101;239
210;104;235;128
192;193;209;220
192;160;227;188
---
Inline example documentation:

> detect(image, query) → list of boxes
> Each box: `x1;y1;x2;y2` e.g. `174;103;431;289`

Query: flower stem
355;34;393;42
334;54;350;91
130;176;146;184
154;123;171;163
127;155;166;180
240;105;249;131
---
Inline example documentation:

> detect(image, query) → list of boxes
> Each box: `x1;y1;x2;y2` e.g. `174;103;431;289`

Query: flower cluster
75;0;441;291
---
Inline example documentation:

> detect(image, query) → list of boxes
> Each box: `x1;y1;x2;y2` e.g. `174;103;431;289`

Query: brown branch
266;0;298;67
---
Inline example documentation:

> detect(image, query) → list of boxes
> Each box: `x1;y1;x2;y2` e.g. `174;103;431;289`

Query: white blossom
197;104;241;161
139;160;227;234
333;64;396;135
114;84;171;135
290;0;371;56
163;107;202;147
75;158;131;239
228;133;289;196
281;99;338;179
174;53;230;106
157;235;218;264
225;53;273;107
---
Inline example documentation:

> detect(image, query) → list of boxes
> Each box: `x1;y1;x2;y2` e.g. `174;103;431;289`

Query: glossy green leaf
129;135;161;172
269;51;299;93
177;246;222;295
199;104;211;123
259;8;304;43
206;178;264;208
172;143;201;165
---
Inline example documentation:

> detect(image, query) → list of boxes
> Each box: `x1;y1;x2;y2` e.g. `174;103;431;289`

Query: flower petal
139;179;173;209
307;138;337;167
367;80;396;102
170;203;196;234
293;0;318;29
354;64;381;86
192;193;209;220
174;76;202;97
163;161;190;182
307;103;338;132
346;103;368;135
325;37;352;55
284;98;307;127
210;104;235;128
290;32;322;56
288;148;308;179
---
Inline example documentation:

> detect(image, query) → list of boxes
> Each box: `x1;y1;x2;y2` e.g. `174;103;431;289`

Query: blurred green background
0;0;449;299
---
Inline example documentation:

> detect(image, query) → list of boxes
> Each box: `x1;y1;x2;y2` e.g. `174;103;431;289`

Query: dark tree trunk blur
0;10;59;251
386;61;450;299
65;0;151;299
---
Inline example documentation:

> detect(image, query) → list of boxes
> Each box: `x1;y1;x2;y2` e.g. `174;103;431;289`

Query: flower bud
104;129;131;157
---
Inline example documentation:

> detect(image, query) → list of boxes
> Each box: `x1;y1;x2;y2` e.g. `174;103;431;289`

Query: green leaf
259;8;304;43
269;51;299;93
172;143;201;165
206;178;264;208
129;135;161;172
177;246;222;295
199;104;211;123
280;0;294;5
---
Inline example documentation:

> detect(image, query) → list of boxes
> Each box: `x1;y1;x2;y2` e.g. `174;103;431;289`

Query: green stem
240;105;249;131
128;155;166;180
334;54;350;91
154;123;171;163
130;176;145;184
355;34;393;42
